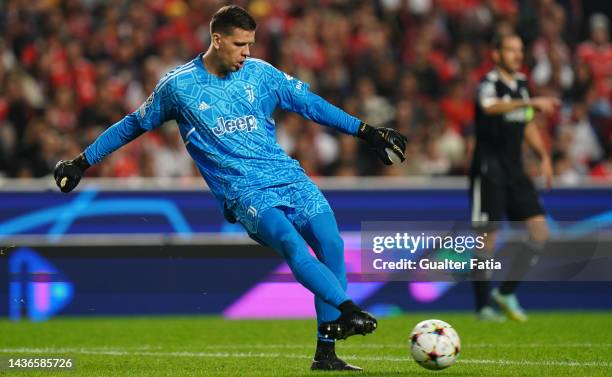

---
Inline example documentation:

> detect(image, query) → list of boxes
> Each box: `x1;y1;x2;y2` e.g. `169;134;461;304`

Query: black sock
315;340;336;360
472;279;491;311
499;240;544;295
471;252;493;311
338;300;361;316
498;280;519;295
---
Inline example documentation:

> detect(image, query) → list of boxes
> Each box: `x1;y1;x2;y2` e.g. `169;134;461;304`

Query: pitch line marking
0;347;610;368
204;342;612;349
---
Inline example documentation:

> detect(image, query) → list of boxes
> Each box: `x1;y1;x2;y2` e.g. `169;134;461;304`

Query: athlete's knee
527;217;549;245
530;226;549;245
278;233;309;263
322;234;344;258
481;230;498;253
318;233;344;263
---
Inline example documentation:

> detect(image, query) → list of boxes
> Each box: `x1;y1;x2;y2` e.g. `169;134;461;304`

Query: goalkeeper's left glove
54;153;90;193
357;123;407;165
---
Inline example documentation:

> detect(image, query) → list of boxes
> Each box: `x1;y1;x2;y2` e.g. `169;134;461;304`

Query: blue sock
298;212;348;341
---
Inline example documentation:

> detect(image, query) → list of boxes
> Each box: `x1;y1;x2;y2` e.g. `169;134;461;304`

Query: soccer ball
409;319;461;370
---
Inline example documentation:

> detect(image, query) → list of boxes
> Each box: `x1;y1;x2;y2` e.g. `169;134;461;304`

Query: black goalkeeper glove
357;123;408;165
54;153;90;193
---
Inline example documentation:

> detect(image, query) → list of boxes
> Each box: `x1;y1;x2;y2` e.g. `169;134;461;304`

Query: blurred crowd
1;0;612;183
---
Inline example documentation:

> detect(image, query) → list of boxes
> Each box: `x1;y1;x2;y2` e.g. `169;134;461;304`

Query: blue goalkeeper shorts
225;179;333;235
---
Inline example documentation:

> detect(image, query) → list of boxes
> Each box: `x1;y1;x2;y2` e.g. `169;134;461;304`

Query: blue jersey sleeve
84;77;176;165
84;114;146;165
266;65;360;135
296;91;361;135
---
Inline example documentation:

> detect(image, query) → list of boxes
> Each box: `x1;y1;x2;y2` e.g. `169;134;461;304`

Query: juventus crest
245;85;255;103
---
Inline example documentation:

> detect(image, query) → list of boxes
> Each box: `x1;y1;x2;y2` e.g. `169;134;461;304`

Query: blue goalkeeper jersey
84;54;361;202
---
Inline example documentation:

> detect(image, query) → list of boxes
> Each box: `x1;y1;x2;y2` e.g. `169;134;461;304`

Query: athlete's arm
283;89;407;164
481;99;530;115
525;121;553;189
478;80;559;115
262;62;357;134
286;90;361;135
482;98;560;116
54;79;176;193
83;113;147;166
269;65;407;164
270;69;360;135
53;113;148;192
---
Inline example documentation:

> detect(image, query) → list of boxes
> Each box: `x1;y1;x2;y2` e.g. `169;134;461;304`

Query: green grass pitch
1;312;611;376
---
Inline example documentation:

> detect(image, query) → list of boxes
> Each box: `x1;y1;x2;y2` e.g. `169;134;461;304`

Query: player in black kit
470;33;559;322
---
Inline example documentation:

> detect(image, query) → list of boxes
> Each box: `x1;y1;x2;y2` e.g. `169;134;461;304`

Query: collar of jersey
193;52;238;83
494;68;520;91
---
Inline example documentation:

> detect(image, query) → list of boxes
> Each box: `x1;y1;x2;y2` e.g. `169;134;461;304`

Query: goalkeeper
54;5;407;372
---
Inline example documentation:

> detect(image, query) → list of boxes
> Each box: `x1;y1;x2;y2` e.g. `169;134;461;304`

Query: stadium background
0;0;611;322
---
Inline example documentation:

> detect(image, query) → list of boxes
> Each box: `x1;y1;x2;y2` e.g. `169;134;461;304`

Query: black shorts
469;168;544;229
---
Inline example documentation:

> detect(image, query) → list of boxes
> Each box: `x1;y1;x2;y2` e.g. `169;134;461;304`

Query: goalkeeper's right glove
357;123;407;165
54;153;90;193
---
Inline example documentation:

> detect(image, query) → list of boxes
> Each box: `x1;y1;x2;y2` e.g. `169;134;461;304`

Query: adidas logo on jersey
212;115;258;136
198;101;210;111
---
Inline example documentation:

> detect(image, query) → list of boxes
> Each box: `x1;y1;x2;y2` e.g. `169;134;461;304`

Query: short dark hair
210;5;256;35
492;32;521;50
